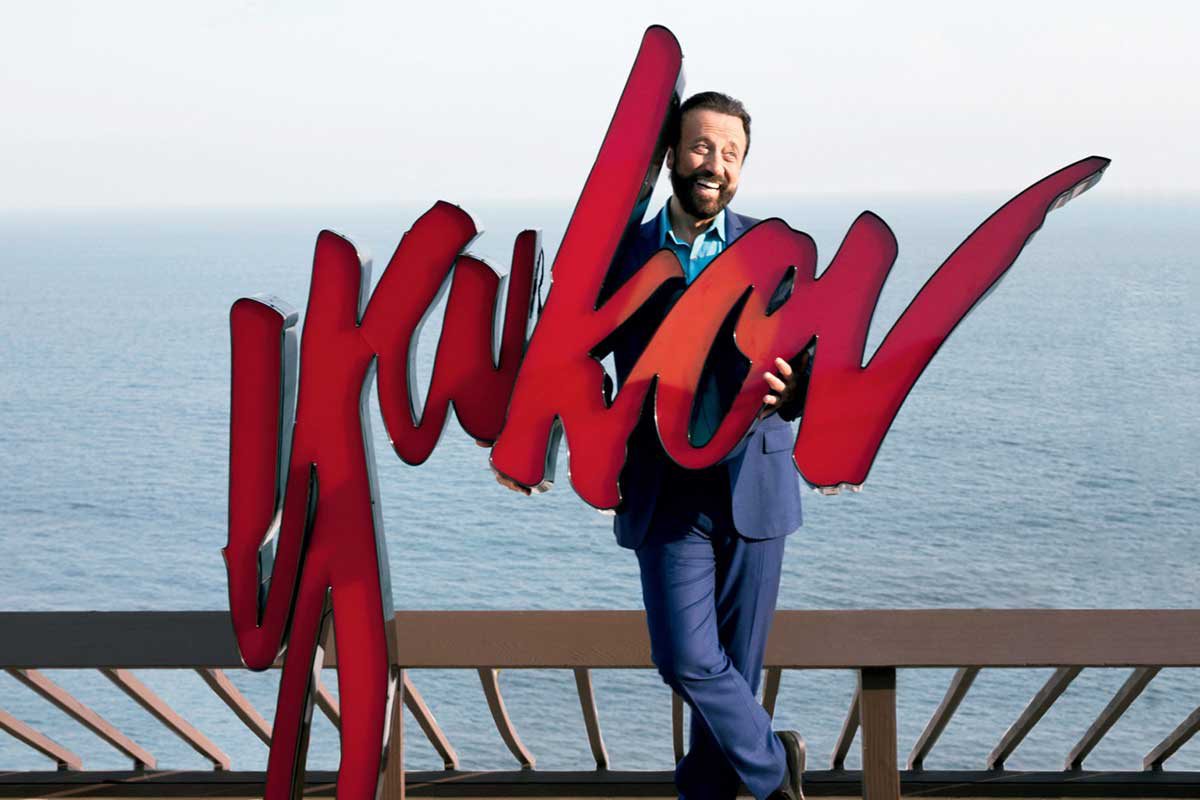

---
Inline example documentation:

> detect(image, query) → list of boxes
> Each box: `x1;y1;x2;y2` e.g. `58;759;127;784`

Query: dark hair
668;91;752;158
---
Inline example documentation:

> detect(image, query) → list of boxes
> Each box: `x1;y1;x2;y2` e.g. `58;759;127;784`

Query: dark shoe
767;730;806;800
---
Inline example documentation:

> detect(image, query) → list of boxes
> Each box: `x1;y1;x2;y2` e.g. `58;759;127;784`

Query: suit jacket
607;208;804;550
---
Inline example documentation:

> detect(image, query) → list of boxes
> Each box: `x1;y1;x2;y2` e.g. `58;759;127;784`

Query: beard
669;161;736;220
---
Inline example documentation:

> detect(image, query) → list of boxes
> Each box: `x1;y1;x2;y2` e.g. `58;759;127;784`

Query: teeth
698;180;719;190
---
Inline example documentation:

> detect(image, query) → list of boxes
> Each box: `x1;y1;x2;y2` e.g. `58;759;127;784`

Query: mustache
681;169;726;189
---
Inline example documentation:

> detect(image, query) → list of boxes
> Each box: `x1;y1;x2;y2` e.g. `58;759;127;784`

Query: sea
1;192;1197;776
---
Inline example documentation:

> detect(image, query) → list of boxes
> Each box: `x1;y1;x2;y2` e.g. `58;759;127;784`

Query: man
499;92;809;800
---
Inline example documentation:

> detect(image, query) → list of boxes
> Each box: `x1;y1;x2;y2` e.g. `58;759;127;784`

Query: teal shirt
659;203;727;284
659;202;728;445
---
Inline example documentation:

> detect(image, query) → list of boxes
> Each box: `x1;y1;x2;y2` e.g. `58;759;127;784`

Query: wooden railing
2;610;1199;798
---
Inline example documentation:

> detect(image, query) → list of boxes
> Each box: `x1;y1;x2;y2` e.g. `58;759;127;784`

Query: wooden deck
4;769;1200;799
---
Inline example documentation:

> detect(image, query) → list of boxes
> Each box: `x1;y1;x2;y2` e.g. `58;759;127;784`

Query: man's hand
493;468;532;496
476;439;533;495
759;351;809;420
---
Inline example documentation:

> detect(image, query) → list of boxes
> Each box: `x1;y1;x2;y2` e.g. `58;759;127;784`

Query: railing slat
195;668;271;746
908;667;980;770
1067;666;1159;769
402;672;458;770
100;668;230;770
672;691;684;764
987;666;1082;770
762;667;782;718
831;678;860;770
8;668;156;769
572;668;608;770
313;676;340;730
0;707;82;770
1144;704;1200;770
477;668;534;769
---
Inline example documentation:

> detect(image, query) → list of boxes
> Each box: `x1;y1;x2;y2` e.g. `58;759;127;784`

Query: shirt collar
659;202;727;247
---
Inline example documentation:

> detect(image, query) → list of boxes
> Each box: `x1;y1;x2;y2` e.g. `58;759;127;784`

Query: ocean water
1;193;1197;776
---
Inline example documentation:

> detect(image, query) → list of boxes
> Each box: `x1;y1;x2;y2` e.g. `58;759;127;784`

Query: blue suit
608;208;805;550
606;207;805;800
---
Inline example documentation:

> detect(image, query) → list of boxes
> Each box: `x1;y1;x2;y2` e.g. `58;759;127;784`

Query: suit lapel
641;211;664;264
725;209;749;244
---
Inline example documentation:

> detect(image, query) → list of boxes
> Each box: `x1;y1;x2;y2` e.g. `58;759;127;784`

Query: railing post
860;667;900;800
381;667;405;800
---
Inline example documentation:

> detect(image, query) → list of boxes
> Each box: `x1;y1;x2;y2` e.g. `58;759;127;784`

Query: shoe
767;730;806;800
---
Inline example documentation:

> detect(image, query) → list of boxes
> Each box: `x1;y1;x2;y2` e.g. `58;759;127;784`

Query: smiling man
608;92;809;800
492;90;809;800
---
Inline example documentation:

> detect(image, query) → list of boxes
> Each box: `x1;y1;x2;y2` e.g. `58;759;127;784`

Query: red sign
225;25;1107;800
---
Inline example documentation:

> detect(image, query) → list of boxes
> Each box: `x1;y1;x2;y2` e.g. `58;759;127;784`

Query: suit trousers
635;464;788;800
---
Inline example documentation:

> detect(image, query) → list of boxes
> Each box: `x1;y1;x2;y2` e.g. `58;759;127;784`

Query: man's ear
665;146;675;171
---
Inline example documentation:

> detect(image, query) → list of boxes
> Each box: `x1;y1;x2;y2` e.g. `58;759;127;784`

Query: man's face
667;108;747;220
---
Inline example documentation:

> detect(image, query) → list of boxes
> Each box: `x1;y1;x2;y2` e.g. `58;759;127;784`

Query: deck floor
3;769;1200;800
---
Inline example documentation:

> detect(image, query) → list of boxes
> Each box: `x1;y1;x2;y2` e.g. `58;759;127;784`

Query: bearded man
495;91;809;800
604;91;809;800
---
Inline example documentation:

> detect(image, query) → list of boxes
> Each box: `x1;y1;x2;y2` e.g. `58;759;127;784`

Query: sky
1;0;1196;211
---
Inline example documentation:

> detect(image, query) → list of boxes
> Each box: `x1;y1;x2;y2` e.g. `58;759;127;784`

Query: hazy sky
1;1;1196;210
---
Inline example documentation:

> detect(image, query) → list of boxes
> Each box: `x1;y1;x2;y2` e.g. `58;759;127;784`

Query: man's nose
701;151;723;178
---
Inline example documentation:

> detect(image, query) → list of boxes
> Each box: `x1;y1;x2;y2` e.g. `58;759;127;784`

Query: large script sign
225;24;1107;800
